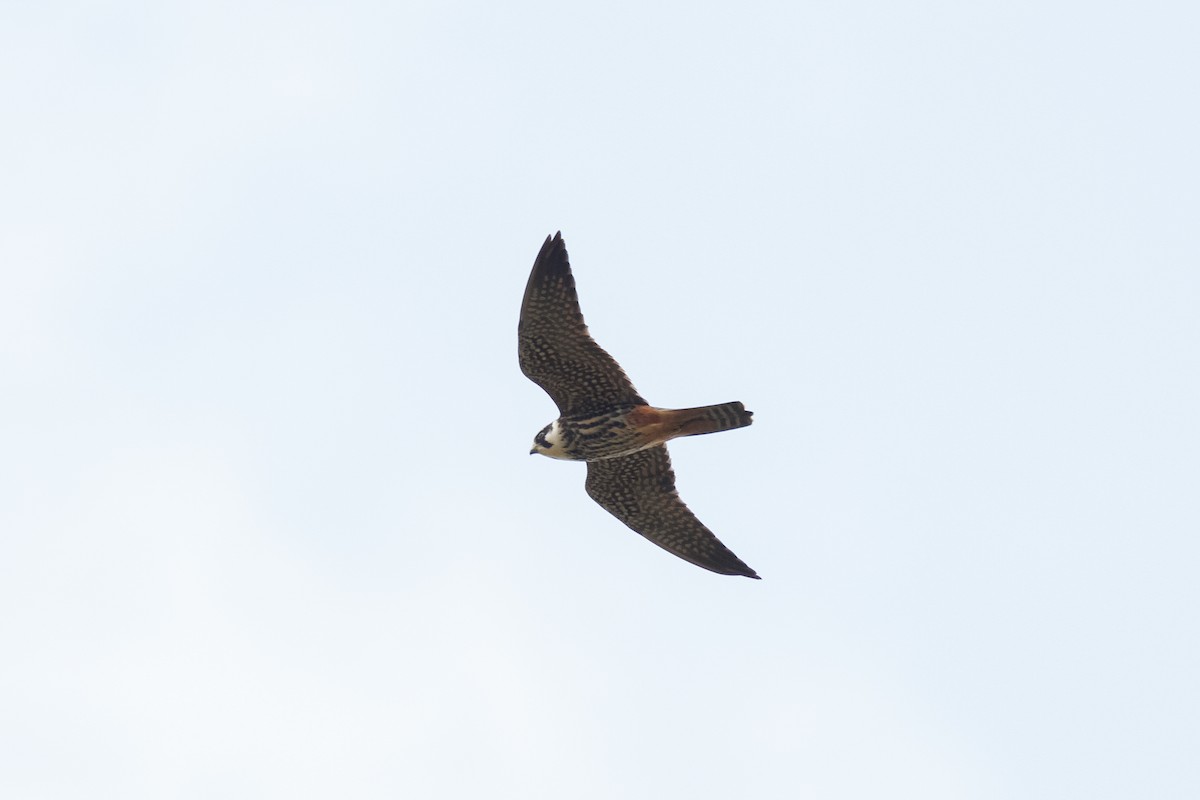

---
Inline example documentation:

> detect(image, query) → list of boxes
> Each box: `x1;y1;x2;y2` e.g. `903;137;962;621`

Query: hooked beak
529;447;537;455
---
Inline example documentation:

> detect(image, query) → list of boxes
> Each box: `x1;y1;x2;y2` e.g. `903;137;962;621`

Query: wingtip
724;562;760;579
734;560;760;579
531;232;568;269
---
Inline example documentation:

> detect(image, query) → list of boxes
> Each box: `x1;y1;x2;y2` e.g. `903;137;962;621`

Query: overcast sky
2;2;1198;798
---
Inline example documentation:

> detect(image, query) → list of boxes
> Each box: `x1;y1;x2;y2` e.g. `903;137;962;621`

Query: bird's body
519;232;759;579
533;403;753;462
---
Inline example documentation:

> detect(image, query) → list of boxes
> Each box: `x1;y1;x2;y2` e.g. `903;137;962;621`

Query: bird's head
530;420;569;459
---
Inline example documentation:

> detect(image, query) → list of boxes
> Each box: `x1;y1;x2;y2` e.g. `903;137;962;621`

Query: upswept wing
518;232;646;416
585;445;759;579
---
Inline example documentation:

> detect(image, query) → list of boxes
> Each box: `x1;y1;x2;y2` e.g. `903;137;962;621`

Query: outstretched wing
585;445;759;578
518;232;646;416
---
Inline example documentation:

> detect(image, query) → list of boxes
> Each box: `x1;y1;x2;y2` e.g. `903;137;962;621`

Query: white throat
537;420;572;459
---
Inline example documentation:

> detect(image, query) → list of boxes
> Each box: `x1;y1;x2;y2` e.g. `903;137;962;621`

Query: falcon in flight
519;232;759;579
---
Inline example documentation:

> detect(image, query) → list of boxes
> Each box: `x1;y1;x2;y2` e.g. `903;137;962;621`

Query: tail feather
673;401;753;438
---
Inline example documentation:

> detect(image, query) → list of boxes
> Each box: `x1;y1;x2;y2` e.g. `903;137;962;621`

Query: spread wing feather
585;445;759;578
518;232;646;416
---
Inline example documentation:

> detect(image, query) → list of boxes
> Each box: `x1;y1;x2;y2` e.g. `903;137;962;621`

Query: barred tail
671;401;754;438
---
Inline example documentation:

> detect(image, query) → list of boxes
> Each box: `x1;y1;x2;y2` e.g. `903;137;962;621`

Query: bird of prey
519;232;759;579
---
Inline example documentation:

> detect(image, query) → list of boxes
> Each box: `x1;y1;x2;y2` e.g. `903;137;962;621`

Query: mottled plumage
519;232;758;579
585;446;757;577
519;234;646;416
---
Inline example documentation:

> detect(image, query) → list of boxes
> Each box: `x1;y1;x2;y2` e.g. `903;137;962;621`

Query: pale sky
2;2;1198;798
